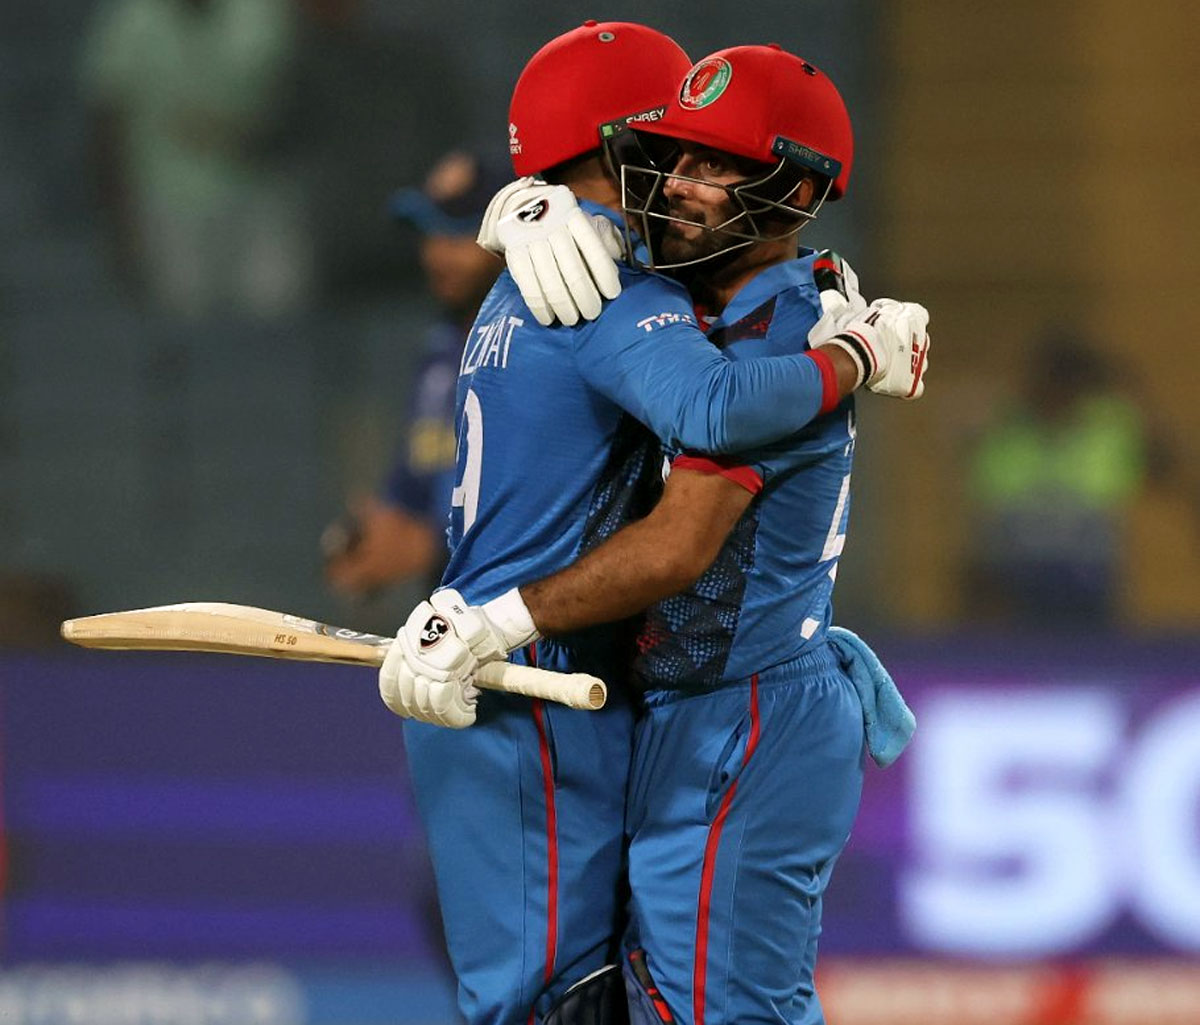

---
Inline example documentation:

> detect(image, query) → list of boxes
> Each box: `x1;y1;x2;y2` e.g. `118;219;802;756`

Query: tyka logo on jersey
419;615;450;649
516;198;549;223
636;311;697;333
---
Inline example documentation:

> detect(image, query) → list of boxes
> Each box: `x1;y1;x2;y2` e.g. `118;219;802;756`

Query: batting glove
379;600;481;729
815;298;931;400
377;587;541;727
477;180;623;327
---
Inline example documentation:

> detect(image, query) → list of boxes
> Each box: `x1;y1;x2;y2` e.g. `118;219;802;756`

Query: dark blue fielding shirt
383;319;462;528
635;253;858;691
440;204;840;615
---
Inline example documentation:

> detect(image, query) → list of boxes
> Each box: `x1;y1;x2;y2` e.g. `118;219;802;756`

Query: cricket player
384;41;927;1025
379;24;921;1025
324;151;505;595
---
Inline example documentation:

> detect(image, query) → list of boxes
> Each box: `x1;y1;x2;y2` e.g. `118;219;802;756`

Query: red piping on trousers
529;642;559;1024
693;676;760;1025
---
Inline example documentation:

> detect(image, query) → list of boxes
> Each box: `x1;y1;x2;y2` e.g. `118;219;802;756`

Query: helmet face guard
603;122;833;271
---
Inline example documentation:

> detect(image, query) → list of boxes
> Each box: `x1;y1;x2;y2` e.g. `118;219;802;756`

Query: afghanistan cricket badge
678;57;733;110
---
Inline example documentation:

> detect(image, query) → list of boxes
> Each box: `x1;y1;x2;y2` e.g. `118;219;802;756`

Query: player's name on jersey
460;314;523;375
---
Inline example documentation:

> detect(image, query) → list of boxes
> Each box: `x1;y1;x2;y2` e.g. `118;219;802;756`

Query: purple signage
0;652;440;964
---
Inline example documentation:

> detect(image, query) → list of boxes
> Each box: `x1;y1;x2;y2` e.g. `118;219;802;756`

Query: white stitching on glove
477;180;623;327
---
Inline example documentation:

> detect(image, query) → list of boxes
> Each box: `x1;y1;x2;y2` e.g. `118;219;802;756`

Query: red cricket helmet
507;21;692;177
608;44;855;269
636;44;853;200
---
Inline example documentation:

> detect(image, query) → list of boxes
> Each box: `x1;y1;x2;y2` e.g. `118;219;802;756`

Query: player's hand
815;298;931;400
322;496;437;597
807;250;868;345
378;600;481;729
377;588;539;727
477;180;623;326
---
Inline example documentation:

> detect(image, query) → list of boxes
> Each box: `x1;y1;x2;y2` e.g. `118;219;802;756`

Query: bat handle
474;661;607;710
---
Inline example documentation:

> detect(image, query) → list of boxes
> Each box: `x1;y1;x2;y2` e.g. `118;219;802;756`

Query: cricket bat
60;602;606;711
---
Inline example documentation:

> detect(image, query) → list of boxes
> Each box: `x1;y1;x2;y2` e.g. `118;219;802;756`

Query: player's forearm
517;468;754;636
820;346;860;397
586;315;858;456
625;344;853;456
520;518;698;636
704;347;855;451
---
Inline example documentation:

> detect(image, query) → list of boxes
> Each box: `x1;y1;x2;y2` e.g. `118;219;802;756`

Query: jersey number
802;411;855;639
450;389;483;533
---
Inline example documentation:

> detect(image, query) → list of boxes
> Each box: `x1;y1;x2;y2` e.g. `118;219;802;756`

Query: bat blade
60;603;605;710
61;602;391;665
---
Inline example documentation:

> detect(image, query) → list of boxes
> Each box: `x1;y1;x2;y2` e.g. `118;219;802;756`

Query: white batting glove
816;298;931;400
378;601;481;729
478;180;623;327
377;587;540;727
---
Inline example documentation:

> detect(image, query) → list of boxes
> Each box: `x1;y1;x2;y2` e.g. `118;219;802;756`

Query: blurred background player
964;328;1161;629
82;0;309;318
323;150;505;596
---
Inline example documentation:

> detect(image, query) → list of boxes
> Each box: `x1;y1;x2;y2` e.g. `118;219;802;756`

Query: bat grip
474;661;607;710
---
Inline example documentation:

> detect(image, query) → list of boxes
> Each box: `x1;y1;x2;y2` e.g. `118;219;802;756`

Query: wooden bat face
61;602;391;666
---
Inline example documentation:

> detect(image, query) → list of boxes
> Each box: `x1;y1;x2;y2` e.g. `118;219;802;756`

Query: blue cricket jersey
383;319;462;528
634;253;858;690
440;204;839;612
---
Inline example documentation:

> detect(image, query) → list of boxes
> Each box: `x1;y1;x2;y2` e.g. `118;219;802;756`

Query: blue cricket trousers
623;644;865;1025
403;641;634;1025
